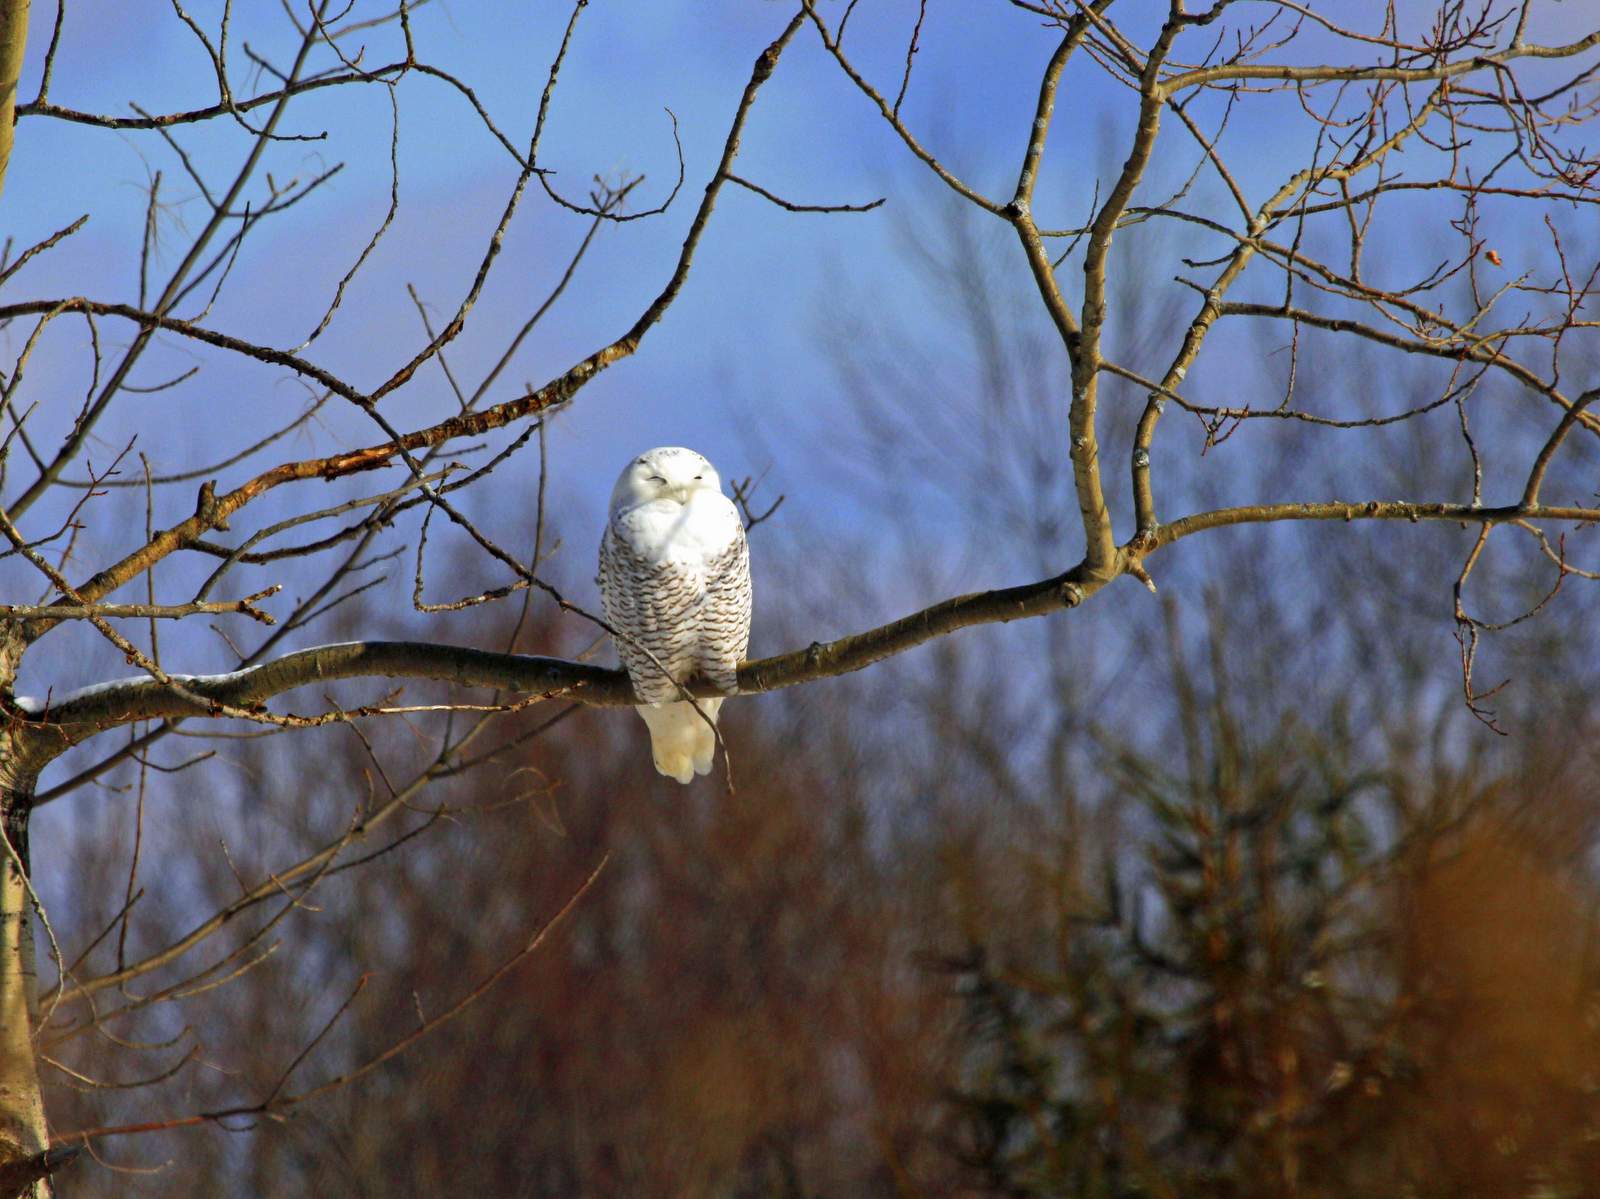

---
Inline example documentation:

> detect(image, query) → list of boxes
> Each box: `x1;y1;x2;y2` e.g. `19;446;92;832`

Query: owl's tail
637;698;724;785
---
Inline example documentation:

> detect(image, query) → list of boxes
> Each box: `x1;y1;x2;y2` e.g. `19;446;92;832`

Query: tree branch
0;588;281;625
10;567;1100;762
1156;500;1599;545
1158;29;1600;95
22;493;1598;765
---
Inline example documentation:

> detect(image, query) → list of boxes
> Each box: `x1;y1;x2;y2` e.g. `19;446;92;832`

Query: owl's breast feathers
607;493;742;564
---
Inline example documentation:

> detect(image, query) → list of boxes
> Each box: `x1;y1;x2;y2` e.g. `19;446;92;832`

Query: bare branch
0;588;282;626
724;173;884;214
1159;29;1600;95
49;855;608;1148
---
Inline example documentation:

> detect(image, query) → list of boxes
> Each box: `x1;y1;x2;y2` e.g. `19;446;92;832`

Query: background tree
1;1;1598;1194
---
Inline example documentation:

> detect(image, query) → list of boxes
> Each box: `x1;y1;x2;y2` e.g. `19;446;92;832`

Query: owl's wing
598;524;704;705
698;523;751;695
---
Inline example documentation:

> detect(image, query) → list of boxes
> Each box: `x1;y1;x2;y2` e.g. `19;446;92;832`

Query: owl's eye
693;475;703;481
649;476;667;485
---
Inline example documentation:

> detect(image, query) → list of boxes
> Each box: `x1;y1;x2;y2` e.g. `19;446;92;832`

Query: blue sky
4;0;1598;703
6;2;1133;676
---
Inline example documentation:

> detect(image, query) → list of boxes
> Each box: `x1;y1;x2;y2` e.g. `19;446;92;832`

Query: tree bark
0;0;28;199
0;760;49;1198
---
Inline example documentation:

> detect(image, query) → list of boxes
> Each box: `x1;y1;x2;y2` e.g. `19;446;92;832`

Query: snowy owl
598;447;752;784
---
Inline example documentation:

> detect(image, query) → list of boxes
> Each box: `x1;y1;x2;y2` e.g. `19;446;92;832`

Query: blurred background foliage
37;201;1600;1197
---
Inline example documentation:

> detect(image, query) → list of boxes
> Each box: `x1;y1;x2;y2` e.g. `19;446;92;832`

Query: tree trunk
0;768;50;1198
0;0;29;199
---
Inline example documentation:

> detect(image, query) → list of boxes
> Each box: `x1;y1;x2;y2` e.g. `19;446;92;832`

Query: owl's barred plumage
597;447;752;784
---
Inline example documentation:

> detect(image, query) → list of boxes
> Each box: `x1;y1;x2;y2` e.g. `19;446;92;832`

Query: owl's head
610;446;723;514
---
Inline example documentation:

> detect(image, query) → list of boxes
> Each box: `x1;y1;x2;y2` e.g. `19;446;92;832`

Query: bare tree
1;0;1598;1192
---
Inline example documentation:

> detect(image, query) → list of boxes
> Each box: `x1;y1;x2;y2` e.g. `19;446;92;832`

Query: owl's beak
672;485;691;504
